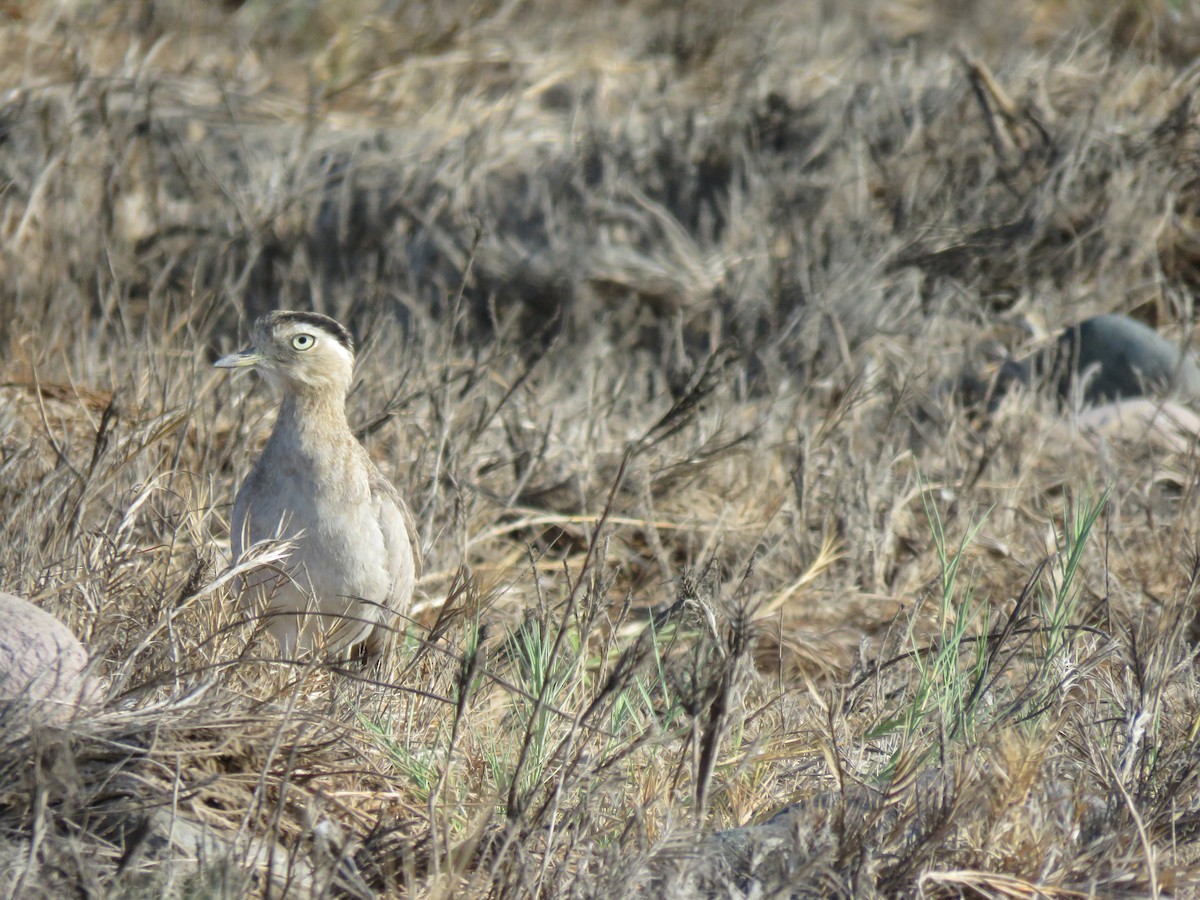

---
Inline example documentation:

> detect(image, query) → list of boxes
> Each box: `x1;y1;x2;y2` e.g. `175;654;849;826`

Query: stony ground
3;1;1200;896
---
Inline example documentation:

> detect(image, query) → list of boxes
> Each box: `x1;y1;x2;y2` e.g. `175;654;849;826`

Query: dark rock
1023;314;1200;404
954;314;1200;411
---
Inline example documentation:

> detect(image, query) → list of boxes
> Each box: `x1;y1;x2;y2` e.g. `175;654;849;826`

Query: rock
1065;398;1200;455
0;592;99;722
103;808;373;898
1001;314;1200;406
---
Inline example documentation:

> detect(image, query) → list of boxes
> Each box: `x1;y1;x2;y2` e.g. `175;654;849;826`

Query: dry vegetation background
4;0;1200;896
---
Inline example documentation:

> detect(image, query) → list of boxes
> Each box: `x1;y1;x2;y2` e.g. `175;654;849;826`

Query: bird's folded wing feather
368;465;422;586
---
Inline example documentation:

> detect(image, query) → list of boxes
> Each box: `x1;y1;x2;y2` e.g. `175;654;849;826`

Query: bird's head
215;311;356;395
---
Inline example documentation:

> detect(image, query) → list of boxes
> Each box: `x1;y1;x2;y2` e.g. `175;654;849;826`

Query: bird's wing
368;464;422;588
363;464;420;658
398;495;423;582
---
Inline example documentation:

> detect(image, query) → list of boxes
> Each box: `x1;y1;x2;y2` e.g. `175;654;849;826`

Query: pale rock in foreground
0;591;98;721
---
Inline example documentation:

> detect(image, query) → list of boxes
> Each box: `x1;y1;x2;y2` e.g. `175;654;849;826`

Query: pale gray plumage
216;311;420;657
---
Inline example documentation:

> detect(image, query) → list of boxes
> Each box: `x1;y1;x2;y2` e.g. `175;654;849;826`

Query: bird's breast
236;452;392;598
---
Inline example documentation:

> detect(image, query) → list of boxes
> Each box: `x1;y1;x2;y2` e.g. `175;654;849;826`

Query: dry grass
3;0;1200;896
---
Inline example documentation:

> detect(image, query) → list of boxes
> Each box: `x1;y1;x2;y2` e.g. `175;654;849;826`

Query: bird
215;310;421;658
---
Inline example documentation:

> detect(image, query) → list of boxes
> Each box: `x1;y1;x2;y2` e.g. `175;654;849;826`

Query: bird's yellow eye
292;334;315;351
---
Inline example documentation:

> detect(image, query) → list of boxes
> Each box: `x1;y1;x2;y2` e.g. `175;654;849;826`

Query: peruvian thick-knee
216;311;420;657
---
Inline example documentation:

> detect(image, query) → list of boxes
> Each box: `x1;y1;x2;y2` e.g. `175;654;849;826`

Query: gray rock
1012;314;1200;404
954;314;1200;412
0;591;98;721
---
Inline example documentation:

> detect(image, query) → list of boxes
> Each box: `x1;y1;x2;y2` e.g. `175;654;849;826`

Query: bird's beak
214;346;265;369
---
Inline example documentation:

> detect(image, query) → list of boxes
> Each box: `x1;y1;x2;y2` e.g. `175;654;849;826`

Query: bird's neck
270;389;354;456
